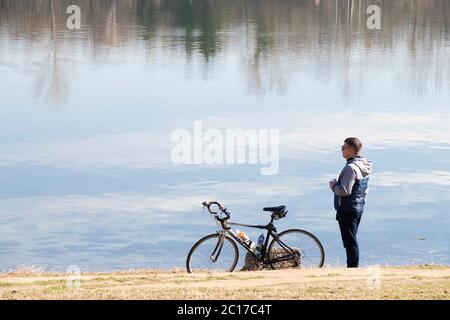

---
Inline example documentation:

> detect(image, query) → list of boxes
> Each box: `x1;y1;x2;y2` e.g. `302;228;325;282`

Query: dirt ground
0;265;449;300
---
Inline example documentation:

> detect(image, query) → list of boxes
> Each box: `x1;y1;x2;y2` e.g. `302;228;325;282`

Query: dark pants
337;212;362;268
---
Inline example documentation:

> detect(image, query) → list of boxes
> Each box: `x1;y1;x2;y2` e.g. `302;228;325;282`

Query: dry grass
0;265;449;300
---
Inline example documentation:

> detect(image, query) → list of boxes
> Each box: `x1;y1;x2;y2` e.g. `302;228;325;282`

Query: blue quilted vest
334;163;369;219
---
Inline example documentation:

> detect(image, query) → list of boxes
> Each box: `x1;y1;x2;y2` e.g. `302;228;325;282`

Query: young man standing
329;137;372;268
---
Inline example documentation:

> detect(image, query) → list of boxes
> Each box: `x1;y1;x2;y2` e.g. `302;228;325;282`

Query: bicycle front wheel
186;233;239;273
268;229;324;269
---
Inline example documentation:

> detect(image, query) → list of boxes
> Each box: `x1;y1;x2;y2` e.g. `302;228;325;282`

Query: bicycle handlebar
202;201;231;221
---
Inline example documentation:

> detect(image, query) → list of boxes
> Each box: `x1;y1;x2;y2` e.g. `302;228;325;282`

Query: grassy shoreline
1;265;449;300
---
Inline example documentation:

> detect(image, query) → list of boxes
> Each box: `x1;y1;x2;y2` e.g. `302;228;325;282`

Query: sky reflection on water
0;0;449;271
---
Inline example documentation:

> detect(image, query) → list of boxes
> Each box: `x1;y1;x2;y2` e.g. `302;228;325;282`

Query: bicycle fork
210;233;225;263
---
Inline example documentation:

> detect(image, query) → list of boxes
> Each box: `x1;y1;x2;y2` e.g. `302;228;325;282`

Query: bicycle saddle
263;205;286;213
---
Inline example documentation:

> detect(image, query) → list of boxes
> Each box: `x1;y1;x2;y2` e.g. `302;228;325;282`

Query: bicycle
186;201;325;273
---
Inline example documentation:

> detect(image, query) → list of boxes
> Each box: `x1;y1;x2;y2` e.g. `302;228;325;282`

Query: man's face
341;143;356;159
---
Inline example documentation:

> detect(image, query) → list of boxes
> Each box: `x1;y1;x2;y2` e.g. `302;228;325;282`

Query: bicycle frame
220;219;300;266
202;201;300;267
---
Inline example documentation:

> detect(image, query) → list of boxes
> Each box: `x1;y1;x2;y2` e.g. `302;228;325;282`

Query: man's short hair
344;137;363;154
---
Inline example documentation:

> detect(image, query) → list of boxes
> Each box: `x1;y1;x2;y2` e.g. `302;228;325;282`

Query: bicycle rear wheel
268;229;324;269
186;233;239;273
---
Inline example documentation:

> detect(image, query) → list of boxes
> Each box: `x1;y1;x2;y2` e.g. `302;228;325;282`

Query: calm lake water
0;0;449;271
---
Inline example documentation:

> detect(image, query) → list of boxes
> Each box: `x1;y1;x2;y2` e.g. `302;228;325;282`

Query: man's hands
329;179;337;191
